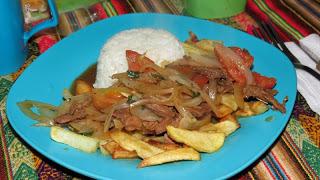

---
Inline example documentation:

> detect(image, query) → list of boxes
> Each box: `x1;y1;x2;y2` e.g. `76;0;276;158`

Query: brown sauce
70;63;97;94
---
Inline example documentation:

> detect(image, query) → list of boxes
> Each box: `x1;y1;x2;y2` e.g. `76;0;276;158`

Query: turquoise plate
6;13;296;180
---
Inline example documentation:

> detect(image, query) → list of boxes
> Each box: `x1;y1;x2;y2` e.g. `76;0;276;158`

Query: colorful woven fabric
246;0;318;40
0;0;319;179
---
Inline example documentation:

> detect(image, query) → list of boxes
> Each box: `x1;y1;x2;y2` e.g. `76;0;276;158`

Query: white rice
93;28;185;88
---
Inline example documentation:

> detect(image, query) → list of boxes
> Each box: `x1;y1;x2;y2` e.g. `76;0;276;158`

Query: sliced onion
181;96;202;107
103;99;127;132
207;80;217;103
233;83;245;109
188;53;221;68
103;106;116;132
17;100;58;122
130;105;161;121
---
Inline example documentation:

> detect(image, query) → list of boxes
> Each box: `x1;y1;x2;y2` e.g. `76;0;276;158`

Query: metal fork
252;22;320;81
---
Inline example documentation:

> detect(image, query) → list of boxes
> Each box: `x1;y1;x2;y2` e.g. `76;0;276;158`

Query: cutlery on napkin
284;33;320;114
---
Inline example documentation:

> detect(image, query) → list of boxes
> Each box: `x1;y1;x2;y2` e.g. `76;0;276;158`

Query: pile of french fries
50;38;270;168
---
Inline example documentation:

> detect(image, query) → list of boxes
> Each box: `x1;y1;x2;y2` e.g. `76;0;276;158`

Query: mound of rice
93;28;185;88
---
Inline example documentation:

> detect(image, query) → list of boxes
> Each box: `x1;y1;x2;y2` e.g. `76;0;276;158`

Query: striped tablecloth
0;0;319;179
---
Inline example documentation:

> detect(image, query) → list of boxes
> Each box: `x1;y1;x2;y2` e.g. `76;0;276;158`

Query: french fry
235;101;269;117
147;140;180;151
221;94;238;111
112;147;138;159
235;102;254;117
249;101;269;115
101;140;118;155
101;140;138;159
99;140;111;155
138;147;200;168
215;104;233;118
199;117;240;136
75;80;92;95
50;126;99;153
166;126;225;153
110;130;164;159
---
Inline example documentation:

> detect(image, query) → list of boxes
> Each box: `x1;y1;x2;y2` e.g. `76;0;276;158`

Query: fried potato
50;126;99;153
100;140;111;155
101;140;138;159
110;130;164;159
112;147;138;159
147;140;180;151
199;117;240;136
166;126;225;153
75;80;92;95
138;147;200;168
195;40;216;52
215;104;233;118
101;140;118;155
235;101;268;117
249;101;269;115
221;94;238;111
235;102;254;117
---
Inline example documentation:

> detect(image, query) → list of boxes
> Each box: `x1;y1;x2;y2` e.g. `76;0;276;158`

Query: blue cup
0;0;58;75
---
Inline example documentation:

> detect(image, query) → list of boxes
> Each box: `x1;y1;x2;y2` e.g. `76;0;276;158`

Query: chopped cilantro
127;95;137;104
127;71;140;79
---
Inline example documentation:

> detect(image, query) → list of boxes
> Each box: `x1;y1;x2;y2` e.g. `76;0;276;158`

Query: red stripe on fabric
110;0;130;14
246;0;291;41
264;0;312;37
92;3;109;19
246;0;271;22
262;160;277;180
269;21;292;42
270;151;292;180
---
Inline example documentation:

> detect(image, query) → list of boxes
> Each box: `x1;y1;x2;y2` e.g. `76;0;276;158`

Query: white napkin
284;33;320;115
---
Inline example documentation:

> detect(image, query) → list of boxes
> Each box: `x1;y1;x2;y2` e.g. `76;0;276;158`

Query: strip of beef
168;64;226;80
142;117;179;135
144;104;177;118
185;103;212;118
138;72;162;84
113;107;179;135
113;108;142;132
216;78;234;94
244;85;286;113
54;95;92;124
191;66;227;80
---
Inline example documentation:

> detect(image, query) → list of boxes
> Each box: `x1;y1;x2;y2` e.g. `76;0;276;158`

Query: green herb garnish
127;71;140;79
127;95;137;104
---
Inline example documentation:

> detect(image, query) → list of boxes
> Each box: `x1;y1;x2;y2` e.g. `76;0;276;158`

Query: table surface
0;0;319;179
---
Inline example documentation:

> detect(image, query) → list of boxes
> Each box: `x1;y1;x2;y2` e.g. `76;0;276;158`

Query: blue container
0;0;58;75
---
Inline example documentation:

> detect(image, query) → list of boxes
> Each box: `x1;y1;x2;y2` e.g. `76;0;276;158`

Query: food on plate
110;130;164;159
18;28;287;168
167;126;225;153
138;147;200;168
51;126;99;153
198;116;240;136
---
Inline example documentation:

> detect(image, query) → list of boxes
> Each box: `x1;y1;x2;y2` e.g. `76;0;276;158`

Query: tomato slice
126;50;154;72
92;87;128;110
214;44;247;85
230;47;254;68
253;72;277;89
191;74;209;88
